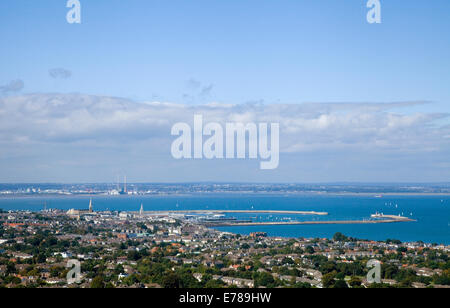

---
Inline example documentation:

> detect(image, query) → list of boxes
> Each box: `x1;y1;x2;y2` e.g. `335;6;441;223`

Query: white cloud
1;93;450;182
0;94;448;156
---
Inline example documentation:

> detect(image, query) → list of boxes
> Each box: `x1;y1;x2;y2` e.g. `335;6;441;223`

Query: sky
0;0;449;183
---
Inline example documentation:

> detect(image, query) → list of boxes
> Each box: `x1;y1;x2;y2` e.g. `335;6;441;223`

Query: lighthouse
89;199;93;213
139;203;144;216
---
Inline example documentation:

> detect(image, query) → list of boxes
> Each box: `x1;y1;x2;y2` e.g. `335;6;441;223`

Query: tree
333;279;349;288
6;262;16;275
322;272;336;288
91;276;105;288
349;276;362;287
397;247;407;253
281;257;294;265
305;246;315;254
179;272;200;288
398;277;413;288
432;270;450;285
205;279;225;288
35;253;46;264
127;250;141;261
368;283;392;288
386;239;401;245
319;261;337;274
382;264;399;279
241;243;250;250
162;273;181;288
255;272;275;288
292;282;312;288
333;232;348;242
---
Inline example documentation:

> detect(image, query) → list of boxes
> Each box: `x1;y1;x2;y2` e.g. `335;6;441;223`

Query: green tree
305;246;315;254
162;273;181;288
91;276;105;288
333;280;348;288
333;232;348;242
205;279;225;288
255;272;276;288
322;272;336;288
349;276;362;287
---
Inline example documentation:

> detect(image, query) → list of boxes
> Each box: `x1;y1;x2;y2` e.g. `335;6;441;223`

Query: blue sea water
0;194;449;244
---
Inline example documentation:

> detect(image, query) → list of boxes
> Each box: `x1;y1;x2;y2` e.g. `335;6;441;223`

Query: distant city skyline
0;1;450;183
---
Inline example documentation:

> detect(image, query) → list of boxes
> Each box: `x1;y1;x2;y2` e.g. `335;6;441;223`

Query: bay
0;194;449;244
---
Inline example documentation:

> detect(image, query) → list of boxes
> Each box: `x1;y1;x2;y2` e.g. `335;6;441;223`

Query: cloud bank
0;94;447;151
0;93;449;182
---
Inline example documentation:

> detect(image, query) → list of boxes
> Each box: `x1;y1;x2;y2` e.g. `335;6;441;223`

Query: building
250;232;267;238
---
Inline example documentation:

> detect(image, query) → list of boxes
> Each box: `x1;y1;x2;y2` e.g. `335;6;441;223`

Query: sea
0;194;449;245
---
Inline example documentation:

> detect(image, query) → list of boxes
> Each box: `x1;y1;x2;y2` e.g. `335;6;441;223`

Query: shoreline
1;192;450;199
138;210;416;227
205;218;416;227
198;213;416;227
138;210;329;216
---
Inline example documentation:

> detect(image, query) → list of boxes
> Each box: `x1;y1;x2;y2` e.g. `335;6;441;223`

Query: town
2;183;450;197
0;205;448;288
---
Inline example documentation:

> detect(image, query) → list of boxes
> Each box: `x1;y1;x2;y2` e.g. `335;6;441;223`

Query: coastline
0;194;447;245
138;210;416;227
137;210;329;216
2;192;450;198
204;217;416;227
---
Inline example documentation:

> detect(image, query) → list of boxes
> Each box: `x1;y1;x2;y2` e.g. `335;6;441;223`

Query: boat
371;212;383;218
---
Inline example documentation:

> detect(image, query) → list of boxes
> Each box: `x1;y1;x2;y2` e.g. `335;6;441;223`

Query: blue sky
1;0;449;106
0;1;449;182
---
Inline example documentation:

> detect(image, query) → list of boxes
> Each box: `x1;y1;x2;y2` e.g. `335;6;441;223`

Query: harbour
0;194;447;244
